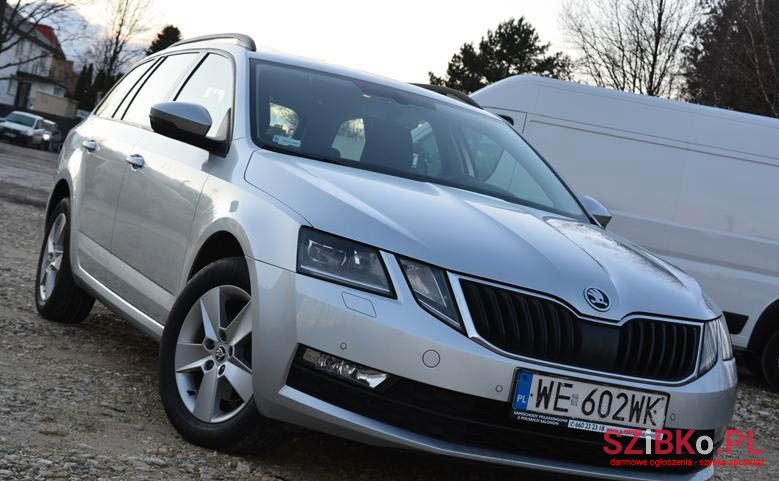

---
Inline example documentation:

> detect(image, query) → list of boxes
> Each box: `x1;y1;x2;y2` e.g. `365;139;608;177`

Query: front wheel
159;257;283;452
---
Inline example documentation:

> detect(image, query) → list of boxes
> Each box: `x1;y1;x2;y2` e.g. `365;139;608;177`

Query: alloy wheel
38;213;66;302
174;285;254;423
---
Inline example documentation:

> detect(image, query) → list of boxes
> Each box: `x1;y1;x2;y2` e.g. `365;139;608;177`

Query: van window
123;53;198;127
95;60;154;118
175;53;233;138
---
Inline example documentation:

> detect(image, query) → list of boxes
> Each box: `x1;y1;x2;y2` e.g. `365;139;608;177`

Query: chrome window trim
448;272;704;386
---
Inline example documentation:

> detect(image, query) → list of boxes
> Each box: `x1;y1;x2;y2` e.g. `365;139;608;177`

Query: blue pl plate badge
513;372;534;411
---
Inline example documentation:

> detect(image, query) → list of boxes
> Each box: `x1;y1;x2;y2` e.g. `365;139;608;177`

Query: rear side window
331;118;364;161
175;53;233;138
122;53;198;127
95;61;154;118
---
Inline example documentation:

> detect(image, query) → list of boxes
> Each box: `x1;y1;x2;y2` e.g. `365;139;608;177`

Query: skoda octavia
35;34;736;480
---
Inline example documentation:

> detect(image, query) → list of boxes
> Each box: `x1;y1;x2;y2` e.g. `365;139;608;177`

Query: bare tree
0;0;83;76
562;0;702;97
90;0;149;81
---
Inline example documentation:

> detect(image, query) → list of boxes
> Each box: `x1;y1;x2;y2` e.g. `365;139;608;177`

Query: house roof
35;25;62;52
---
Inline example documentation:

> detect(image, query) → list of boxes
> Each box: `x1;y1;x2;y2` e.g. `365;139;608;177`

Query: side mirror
581;195;613;228
150;102;224;153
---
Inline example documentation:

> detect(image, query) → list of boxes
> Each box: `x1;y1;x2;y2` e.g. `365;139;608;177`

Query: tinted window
251;61;585;219
175;53;233;138
95;60;154;118
123;53;197;127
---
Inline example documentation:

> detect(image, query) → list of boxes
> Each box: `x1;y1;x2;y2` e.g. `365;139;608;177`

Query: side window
410;121;442;176
332;118;365;161
175;53;233;138
462;126;552;208
122;53;198;127
266;103;299;138
95;61;154;118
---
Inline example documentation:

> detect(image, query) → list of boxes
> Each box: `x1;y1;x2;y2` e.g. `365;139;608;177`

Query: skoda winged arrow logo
585;287;610;311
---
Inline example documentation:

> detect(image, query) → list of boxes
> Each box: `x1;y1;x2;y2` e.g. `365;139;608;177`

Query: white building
0;20;76;116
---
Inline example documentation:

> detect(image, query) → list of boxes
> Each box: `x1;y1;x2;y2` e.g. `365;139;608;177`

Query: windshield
6;112;36;127
250;60;586;220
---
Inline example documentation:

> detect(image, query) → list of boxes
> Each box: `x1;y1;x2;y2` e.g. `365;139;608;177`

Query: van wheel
761;332;779;391
35;198;95;323
159;257;283;452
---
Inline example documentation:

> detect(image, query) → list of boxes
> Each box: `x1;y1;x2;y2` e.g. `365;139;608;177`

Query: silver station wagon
35;33;736;480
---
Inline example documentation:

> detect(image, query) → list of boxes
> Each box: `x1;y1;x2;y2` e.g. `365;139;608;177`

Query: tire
760;331;779;391
159;257;283;452
741;353;763;378
34;198;95;323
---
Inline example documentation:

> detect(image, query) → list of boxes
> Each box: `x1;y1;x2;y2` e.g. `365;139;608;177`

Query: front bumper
249;256;737;481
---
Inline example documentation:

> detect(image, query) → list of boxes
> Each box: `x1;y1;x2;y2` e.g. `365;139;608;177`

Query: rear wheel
34;198;95;323
159;257;282;452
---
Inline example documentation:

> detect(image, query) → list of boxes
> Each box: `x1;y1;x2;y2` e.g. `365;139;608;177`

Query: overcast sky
76;0;567;82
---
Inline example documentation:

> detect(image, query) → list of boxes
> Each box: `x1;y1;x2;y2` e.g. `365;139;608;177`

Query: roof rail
411;83;482;109
170;33;256;51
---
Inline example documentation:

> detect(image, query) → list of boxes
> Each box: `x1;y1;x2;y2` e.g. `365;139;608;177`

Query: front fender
182;174;309;296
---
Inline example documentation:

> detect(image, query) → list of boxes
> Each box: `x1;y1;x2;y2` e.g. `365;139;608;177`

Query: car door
108;51;232;323
72;59;156;281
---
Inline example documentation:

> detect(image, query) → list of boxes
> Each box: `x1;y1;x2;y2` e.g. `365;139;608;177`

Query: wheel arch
748;297;779;354
187;230;247;281
45;178;71;222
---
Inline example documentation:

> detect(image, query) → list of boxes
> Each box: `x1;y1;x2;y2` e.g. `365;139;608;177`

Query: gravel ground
0;143;777;480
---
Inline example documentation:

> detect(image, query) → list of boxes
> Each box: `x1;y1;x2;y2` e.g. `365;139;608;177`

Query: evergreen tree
74;64;94;110
146;25;182;55
429;18;571;94
684;0;779;117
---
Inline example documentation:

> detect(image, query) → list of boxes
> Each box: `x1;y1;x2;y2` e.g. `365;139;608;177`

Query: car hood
1;121;32;133
246;150;718;321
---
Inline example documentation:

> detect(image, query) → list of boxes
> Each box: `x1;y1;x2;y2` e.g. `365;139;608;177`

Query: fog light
300;347;388;389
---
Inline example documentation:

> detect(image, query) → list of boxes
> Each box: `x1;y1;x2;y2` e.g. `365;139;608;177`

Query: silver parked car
36;34;736;480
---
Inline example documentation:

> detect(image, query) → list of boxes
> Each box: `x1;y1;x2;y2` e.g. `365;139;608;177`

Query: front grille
460;280;700;382
287;359;713;474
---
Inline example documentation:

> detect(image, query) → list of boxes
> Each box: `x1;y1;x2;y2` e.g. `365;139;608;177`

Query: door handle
81;139;98;152
126;153;145;169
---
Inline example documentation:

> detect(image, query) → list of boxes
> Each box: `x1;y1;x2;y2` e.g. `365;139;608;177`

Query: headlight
297;227;393;296
718;315;734;360
398;257;462;331
43;133;51;141
698;319;720;375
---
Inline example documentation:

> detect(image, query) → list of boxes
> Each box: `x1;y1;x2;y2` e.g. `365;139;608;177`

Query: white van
472;75;779;387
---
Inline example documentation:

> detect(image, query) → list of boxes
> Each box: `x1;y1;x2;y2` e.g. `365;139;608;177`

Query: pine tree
684;0;779;117
74;64;94;110
429;18;571;94
146;25;182;55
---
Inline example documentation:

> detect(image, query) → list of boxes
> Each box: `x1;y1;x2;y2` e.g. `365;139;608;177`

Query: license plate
512;371;668;431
